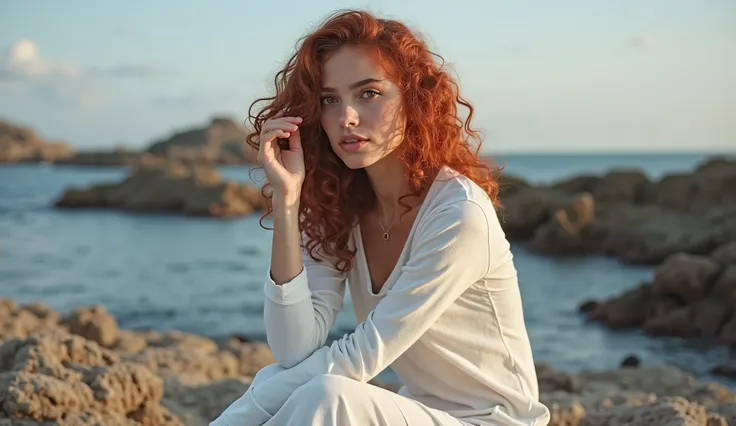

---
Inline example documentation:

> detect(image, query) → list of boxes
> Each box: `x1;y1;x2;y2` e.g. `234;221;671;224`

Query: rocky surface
0;121;74;163
144;117;256;165
0;299;275;425
1;298;735;425
498;157;736;264
53;162;267;217
580;241;736;350
2;117;257;167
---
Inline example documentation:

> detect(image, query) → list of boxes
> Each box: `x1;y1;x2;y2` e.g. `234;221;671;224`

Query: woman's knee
250;363;287;387
300;374;362;401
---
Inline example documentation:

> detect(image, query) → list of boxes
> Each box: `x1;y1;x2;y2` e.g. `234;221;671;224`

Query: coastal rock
551;175;602;195
655;158;736;214
582;249;736;345
0;329;183;425
498;173;530;198
61;305;119;347
500;157;736;267
540;364;736;426
0;121;74;163
54;164;266;218
220;339;276;376
711;241;736;266
124;331;241;385
497;187;571;240
163;377;249;425
53;148;143;167
3;298;736;425
579;397;709;426
651;254;721;303
529;192;595;254
586;283;652;329
145;117;257;165
0;300;64;345
592;170;653;204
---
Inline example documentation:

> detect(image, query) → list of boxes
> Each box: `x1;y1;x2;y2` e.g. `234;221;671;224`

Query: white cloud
0;38;172;81
631;35;657;49
0;39;80;80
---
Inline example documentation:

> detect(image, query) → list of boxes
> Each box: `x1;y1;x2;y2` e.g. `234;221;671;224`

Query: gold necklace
378;214;398;241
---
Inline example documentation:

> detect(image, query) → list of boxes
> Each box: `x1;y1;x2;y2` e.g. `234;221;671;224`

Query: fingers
257;112;303;164
287;127;302;153
262;116;302;133
258;129;291;163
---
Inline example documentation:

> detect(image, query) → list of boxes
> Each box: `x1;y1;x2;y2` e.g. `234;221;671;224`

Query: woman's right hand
257;110;305;206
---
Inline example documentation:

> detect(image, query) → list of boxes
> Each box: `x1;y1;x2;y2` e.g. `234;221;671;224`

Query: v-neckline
353;167;445;297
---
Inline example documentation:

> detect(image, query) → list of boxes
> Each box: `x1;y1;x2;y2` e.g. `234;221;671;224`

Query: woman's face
319;45;406;170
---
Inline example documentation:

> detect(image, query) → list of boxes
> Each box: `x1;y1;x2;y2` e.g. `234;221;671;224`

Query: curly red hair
246;9;501;272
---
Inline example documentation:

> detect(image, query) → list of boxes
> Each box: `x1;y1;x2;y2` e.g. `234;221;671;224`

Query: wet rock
54;164;266;218
620;355;640;368
593;170;653;204
530;192;595;254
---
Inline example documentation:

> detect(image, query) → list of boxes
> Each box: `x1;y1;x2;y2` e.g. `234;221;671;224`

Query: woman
212;9;550;426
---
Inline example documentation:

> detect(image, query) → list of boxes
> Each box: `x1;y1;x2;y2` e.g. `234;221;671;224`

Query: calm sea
1;153;734;386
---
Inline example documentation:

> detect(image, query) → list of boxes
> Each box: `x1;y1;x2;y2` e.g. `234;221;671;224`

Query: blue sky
0;0;733;152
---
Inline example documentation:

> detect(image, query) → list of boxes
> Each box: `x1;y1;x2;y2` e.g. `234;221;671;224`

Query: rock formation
53;162;267;217
0;121;74;163
2;298;735;425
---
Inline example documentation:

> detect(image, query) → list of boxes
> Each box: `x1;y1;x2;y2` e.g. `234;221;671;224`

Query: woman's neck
363;149;418;223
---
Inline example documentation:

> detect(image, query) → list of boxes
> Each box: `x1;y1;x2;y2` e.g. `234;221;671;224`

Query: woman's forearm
269;195;303;285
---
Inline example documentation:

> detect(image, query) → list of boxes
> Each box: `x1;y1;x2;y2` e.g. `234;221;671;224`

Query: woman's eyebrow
321;78;385;93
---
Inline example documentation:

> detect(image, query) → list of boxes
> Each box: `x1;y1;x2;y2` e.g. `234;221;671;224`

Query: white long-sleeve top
222;166;550;426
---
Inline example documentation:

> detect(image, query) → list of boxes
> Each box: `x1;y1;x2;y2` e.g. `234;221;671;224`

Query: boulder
529;192;595;254
145;117;257;164
651;254;721;303
592;170;653;204
0;330;183;425
654;158;736;214
61;305;119;347
0;121;74;163
497;187;571;240
54;164;266;218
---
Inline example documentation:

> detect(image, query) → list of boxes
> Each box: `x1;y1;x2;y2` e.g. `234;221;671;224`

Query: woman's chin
339;154;376;170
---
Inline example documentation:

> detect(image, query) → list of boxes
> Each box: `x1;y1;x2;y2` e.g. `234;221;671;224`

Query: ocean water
0;153;734;387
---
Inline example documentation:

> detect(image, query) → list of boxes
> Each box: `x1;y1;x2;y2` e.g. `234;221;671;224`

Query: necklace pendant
382;232;389;241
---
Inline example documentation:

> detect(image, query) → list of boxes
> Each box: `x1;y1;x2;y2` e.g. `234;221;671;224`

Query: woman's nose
339;104;359;128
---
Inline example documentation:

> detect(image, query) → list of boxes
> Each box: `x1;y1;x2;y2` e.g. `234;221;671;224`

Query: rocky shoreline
0;118;257;167
1;298;735;425
53;162;267;218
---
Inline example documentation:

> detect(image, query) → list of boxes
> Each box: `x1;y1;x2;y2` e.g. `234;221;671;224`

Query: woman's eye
321;96;337;105
361;89;380;99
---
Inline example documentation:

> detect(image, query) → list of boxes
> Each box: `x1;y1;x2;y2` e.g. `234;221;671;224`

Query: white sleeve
263;236;347;368
250;199;493;418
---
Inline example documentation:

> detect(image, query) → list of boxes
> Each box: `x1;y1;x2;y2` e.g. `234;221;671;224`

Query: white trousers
213;363;473;426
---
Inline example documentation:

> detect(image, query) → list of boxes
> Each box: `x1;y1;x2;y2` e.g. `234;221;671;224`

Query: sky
0;0;734;153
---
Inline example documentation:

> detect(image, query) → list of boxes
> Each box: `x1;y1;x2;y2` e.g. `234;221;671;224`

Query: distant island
0;117;257;166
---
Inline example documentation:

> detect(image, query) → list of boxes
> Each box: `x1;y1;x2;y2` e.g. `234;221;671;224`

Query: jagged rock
145;117;256;164
711;242;736;265
61;305;118;347
0;121;74;163
579;397;708;426
498;187;571;240
54;164;266;218
0;330;183;425
593;170;653;204
652;254;721;303
530;192;595;254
